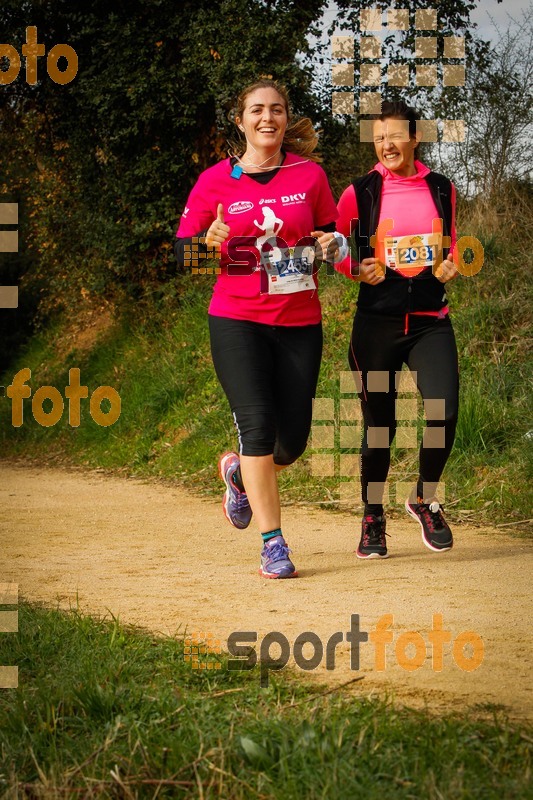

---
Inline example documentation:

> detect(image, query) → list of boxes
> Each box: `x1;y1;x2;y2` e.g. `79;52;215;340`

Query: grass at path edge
0;601;531;799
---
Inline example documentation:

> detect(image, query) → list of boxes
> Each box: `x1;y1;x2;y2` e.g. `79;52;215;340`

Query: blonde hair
230;78;321;162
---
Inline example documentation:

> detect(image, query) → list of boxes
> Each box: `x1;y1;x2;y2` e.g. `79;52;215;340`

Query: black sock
364;504;384;518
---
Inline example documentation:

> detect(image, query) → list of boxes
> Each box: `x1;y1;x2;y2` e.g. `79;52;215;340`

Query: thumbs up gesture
206;203;230;249
434;250;458;283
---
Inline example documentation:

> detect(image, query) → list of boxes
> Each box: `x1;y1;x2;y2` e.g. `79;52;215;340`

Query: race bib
384;232;442;277
261;245;317;295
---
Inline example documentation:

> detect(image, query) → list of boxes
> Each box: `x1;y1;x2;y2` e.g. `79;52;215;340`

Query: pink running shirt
176;152;338;326
335;160;457;279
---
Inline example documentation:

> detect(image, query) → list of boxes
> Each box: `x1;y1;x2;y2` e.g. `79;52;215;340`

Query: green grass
1;212;532;527
0;601;531;798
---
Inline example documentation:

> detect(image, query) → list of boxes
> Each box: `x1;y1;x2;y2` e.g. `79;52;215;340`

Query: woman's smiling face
373;117;418;176
237;87;288;153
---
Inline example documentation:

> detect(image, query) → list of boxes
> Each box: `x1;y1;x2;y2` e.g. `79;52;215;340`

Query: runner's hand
434;251;458;283
358;257;386;284
311;230;339;262
206;204;230;249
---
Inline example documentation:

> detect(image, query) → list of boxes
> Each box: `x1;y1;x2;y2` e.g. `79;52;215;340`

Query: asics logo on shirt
259;198;277;205
228;201;254;214
281;193;306;205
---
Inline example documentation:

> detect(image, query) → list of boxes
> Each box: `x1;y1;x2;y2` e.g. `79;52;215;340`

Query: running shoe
356;514;389;559
218;452;252;529
259;535;298;579
405;497;453;552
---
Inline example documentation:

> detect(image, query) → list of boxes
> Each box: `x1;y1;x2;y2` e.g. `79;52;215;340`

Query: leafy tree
313;0;497;188
0;0;327;340
432;10;533;198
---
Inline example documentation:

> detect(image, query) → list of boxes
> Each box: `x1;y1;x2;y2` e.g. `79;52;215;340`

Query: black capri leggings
348;310;459;503
208;315;323;465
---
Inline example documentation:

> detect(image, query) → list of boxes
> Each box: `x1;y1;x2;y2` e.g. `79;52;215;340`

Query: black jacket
351;170;454;315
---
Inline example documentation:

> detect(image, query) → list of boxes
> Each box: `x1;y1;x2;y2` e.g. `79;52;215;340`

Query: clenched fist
357;257;386;285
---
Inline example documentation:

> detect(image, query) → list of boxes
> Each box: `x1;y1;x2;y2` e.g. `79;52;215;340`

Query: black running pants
209;315;323;465
348;310;459;503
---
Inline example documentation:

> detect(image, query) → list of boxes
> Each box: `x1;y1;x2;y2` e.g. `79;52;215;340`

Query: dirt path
2;463;532;720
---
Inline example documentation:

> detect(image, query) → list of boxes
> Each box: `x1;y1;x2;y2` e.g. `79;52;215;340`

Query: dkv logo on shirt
281;193;306;205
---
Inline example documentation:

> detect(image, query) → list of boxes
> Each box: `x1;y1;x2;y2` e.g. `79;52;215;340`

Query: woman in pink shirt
175;79;339;578
335;100;459;558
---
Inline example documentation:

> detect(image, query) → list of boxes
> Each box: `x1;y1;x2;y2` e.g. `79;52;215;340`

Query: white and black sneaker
356;514;389;559
405;497;453;552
